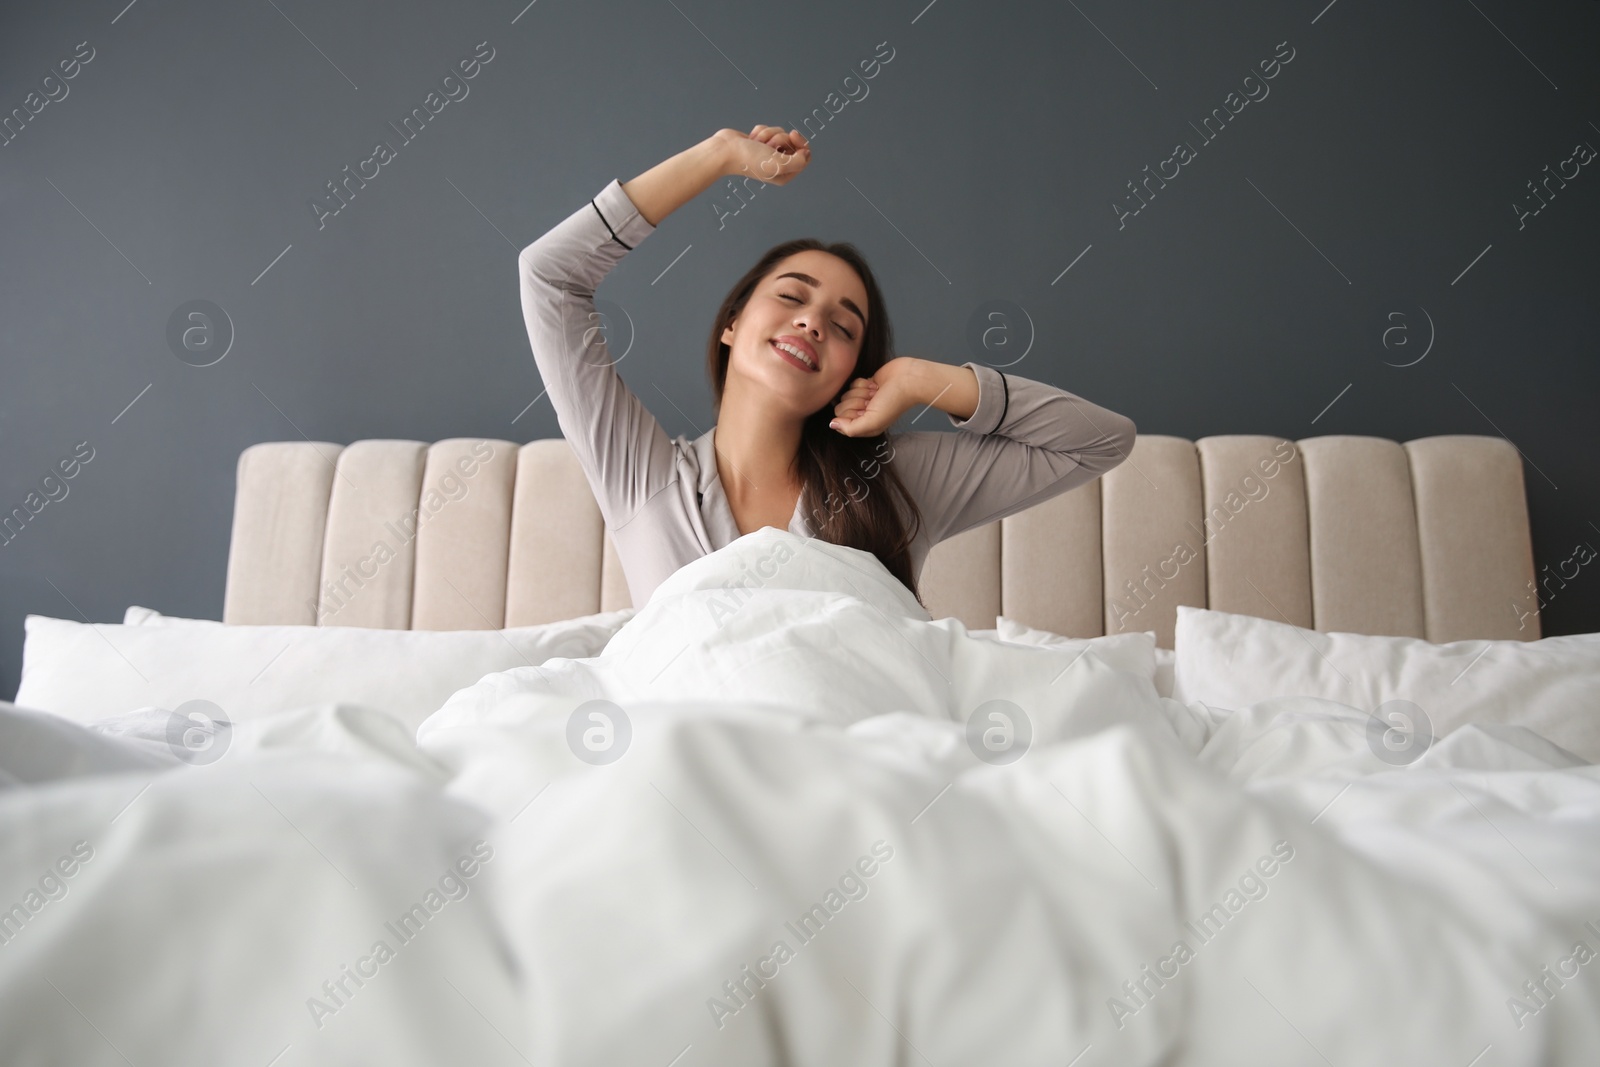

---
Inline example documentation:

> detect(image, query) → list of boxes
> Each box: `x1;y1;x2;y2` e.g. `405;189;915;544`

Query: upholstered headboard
222;434;1541;648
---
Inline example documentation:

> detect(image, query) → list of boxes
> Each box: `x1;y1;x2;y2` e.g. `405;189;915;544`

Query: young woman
517;125;1137;610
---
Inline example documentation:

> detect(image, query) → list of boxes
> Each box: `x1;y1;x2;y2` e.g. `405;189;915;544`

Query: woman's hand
714;125;812;186
829;357;925;437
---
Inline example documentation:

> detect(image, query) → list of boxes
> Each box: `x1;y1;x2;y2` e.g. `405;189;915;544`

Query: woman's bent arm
889;363;1138;545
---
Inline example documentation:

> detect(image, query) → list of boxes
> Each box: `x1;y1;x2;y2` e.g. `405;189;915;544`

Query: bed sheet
3;529;1597;1066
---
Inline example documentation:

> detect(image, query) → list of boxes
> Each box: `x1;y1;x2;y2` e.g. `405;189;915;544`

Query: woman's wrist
905;359;980;422
704;130;738;177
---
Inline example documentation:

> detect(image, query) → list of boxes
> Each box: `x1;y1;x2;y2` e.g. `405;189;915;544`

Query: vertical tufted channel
1406;435;1540;641
224;442;343;625
1100;435;1206;649
920;523;1002;631
504;439;608;626
1196;436;1313;630
1299;436;1425;638
1000;478;1104;638
408;439;519;630
315;440;428;628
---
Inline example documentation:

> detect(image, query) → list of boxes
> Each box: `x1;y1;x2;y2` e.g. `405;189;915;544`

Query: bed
4;429;1597;1067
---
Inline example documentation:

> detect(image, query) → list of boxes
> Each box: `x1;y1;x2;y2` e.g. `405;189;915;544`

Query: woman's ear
720;318;736;346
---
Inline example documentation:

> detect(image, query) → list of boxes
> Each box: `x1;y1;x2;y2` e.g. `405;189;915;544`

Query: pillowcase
15;609;639;734
1171;606;1600;763
995;616;1170;697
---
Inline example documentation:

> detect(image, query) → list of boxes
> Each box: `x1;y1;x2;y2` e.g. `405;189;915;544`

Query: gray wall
2;0;1597;701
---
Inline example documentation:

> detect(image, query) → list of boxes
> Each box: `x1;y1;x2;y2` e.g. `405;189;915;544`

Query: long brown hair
706;239;925;605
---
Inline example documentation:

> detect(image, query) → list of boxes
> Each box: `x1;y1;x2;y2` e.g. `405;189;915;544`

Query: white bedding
4;528;1598;1066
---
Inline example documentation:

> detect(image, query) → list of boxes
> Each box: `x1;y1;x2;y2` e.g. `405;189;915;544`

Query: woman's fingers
837;383;873;407
749;126;810;153
752;124;802;154
832;387;882;430
752;125;786;148
836;381;876;418
737;124;812;185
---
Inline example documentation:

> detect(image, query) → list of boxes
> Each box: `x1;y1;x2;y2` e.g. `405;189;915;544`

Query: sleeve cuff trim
990;373;1010;435
589;199;634;251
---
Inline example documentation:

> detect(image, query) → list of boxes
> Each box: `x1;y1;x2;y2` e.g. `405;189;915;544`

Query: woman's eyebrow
775;271;866;329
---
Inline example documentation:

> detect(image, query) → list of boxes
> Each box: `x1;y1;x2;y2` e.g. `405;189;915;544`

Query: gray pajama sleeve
517;178;672;533
889;362;1138;544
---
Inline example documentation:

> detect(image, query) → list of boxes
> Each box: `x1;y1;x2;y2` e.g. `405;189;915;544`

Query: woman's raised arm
622;126;811;226
517;176;672;534
516;127;811;534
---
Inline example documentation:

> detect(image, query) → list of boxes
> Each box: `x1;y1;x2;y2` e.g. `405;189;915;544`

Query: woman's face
721;249;868;417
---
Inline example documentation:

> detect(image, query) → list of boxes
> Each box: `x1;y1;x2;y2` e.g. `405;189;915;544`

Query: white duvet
3;528;1598;1066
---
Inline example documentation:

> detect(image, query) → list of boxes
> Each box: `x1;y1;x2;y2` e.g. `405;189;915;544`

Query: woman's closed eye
778;291;854;340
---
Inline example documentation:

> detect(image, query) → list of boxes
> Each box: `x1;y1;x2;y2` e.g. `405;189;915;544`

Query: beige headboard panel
222;434;1541;648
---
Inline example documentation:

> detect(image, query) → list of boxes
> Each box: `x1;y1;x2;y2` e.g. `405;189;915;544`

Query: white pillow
123;605;163;625
994;616;1168;696
1172;606;1600;762
16;609;639;733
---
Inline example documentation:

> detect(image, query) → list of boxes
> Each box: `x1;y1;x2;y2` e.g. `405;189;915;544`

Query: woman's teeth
774;341;816;370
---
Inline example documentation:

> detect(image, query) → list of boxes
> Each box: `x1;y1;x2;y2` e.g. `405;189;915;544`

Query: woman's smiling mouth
771;337;819;372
